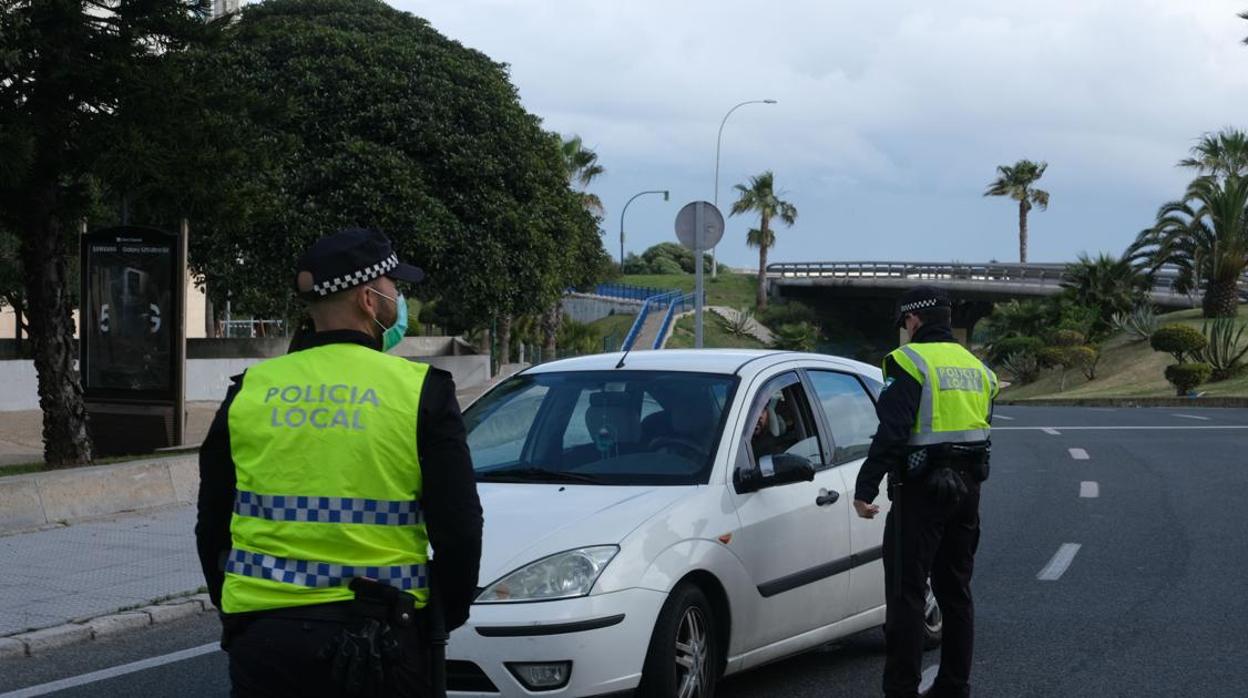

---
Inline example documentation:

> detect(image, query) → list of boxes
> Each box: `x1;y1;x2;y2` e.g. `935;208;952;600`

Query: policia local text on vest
853;287;997;698
195;228;483;698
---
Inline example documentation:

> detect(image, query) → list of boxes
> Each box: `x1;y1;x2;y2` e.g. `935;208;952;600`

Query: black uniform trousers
227;615;429;698
882;475;981;698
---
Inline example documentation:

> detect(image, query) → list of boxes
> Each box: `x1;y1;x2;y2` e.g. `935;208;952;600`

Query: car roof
521;349;881;381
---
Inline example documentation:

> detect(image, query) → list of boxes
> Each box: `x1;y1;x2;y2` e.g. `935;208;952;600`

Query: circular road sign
674;201;725;251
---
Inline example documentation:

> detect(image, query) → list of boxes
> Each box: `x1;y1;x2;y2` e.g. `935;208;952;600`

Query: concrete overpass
766;261;1215;310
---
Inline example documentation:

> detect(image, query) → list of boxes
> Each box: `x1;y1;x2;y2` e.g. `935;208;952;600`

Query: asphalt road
3;406;1247;697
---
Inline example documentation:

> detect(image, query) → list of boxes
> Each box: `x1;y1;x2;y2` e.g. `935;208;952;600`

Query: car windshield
463;370;738;486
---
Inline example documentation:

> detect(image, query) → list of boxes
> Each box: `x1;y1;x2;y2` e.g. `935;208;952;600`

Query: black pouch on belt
315;578;416;696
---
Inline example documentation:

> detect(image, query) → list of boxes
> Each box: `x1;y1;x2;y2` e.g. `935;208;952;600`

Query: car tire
638;582;721;698
922;578;943;650
880;578;943;650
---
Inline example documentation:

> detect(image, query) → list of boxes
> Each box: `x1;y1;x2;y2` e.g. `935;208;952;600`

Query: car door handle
816;489;840;506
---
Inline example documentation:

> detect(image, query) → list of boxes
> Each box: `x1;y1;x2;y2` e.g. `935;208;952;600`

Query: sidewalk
0;506;202;637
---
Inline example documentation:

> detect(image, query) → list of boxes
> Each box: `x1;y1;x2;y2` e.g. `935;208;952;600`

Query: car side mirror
735;453;816;493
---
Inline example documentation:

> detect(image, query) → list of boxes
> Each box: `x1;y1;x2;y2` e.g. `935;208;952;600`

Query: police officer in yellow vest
196;228;483;697
853;286;997;698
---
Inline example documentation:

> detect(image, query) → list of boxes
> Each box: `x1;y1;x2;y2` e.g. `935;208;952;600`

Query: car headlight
476;546;619;603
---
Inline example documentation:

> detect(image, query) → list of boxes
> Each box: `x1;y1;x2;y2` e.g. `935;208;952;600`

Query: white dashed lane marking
993;415;1015;421
1068;448;1089;460
1173;413;1212;421
1042;428;1061;436
1037;543;1082;581
1080;481;1099;498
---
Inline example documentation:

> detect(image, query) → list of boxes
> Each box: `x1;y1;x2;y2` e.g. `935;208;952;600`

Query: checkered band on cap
225;548;428;591
311;253;399;297
899;297;943;314
234;490;423;527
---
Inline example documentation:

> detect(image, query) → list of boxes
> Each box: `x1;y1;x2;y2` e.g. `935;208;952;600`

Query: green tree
1061;253;1147;339
0;0;212;466
729;171;797;311
1128;173;1248;317
984;160;1050;264
186;0;605;341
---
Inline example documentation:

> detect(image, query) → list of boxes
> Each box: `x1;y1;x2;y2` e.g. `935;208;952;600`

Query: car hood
473;483;691;586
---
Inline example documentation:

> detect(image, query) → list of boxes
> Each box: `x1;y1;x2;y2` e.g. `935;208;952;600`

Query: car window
745;372;822;470
807;370;879;465
463;371;738;486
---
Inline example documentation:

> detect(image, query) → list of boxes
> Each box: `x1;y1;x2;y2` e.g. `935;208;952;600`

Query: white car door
727;369;853;653
805;368;888;616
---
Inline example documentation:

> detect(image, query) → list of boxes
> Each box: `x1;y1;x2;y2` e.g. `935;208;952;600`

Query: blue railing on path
594;283;671;302
652;292;700;349
620;290;681;352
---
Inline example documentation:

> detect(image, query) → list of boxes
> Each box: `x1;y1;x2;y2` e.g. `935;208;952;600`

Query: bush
1051;329;1087;347
722;306;756;339
999;351;1040;384
1164;363;1213;396
1191;318;1248;381
989;336;1043;364
771;322;818;352
1067;345;1101;380
759;302;819;328
1112;305;1158;342
1150;325;1207;363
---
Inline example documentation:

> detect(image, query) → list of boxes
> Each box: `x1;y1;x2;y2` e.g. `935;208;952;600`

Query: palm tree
1179;128;1248;178
1061;253;1147;338
1127;174;1248;317
559;134;605;214
984;160;1050;263
730;171;797;311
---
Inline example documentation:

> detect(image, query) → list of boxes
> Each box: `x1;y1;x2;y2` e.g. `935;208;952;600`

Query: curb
998;397;1248;408
0;454;199;535
0;593;214;659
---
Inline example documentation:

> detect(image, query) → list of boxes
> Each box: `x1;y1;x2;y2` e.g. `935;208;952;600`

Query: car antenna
614;342;632;369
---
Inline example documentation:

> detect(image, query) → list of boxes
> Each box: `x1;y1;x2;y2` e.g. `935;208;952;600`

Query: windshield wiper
476;467;603;484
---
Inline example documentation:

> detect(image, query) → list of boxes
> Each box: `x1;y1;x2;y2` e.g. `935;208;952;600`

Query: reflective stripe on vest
226;548;429;591
234;491;423;526
889;342;995;446
223;343;430;614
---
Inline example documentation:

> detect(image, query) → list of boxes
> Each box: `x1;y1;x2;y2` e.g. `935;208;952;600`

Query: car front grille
447;660;500;693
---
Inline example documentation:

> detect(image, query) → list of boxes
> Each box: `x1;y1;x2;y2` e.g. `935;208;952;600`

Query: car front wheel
638;583;721;698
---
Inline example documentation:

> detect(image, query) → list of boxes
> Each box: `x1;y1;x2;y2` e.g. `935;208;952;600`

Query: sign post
674;201;725;349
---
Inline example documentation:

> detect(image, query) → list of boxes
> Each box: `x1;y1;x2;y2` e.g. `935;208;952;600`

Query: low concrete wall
2;354;493;411
0;454;198;534
562;294;642;324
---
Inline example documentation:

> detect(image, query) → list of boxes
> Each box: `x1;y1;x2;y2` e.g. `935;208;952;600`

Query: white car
448;349;941;697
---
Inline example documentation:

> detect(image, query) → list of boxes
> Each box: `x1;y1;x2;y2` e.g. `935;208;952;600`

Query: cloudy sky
394;0;1248;269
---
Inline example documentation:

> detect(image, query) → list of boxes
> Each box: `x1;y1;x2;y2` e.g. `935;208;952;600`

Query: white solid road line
1068;448;1090;460
995;425;1248;431
1173;413;1212;421
0;642;220;698
919;665;939;692
1037;543;1082;581
1080;481;1100;498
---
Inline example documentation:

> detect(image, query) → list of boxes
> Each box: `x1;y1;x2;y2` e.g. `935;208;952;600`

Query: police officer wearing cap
196;228;483;697
853;286;998;698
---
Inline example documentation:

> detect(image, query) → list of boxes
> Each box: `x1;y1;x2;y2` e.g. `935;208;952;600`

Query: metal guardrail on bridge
766;261;1245;298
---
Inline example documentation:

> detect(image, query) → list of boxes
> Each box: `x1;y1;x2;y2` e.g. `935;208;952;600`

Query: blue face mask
368;288;408;353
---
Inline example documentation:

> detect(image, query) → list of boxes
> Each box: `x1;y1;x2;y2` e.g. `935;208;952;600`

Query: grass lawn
1002;306;1248;400
623;272;760;311
666;313;768;350
587;313;637;351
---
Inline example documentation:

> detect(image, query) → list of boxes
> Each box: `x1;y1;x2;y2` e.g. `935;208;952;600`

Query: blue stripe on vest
233;490;422;526
225;548;428;591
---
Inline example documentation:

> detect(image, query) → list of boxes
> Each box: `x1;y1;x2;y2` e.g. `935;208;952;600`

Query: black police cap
895;285;951;327
294;228;424;300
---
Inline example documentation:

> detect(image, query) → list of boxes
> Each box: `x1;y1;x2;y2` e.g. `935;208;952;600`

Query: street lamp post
712;99;777;278
619;189;670;271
